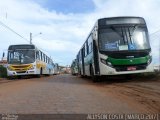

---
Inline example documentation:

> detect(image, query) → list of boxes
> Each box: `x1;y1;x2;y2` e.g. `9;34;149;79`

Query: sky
0;0;160;66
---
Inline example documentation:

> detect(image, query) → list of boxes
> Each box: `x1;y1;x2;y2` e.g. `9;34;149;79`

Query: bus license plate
127;66;136;71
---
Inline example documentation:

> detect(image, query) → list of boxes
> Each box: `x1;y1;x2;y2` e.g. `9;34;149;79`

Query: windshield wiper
110;26;123;38
129;25;139;36
120;27;126;44
110;26;126;44
128;25;139;44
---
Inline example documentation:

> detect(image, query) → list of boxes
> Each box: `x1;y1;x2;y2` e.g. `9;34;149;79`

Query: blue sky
0;0;160;66
33;0;95;13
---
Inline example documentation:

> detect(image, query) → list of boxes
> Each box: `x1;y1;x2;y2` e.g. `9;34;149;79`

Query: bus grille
114;64;147;72
16;71;26;73
9;64;32;72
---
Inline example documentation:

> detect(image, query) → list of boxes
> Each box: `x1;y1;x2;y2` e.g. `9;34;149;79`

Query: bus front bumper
99;62;154;76
7;70;36;76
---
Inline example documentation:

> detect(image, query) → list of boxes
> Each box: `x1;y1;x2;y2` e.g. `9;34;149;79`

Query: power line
0;20;49;56
0;20;29;43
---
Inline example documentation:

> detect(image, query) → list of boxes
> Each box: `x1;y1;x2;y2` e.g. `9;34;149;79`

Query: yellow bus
7;44;54;77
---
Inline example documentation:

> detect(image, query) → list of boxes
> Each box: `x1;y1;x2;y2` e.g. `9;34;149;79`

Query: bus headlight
107;62;112;67
101;58;106;64
29;65;35;70
147;56;152;65
29;67;34;70
7;66;13;71
101;58;113;67
147;52;152;65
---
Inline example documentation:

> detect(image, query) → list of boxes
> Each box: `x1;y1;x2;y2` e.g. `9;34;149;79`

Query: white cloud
34;38;80;52
0;0;160;65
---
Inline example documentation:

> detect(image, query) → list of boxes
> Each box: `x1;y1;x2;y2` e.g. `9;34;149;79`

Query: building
0;59;7;67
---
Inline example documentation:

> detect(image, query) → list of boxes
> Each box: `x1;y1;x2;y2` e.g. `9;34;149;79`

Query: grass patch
0;65;7;78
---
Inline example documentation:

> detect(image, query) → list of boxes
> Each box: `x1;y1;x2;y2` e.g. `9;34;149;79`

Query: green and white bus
76;17;154;81
7;44;54;77
53;63;60;75
71;59;78;75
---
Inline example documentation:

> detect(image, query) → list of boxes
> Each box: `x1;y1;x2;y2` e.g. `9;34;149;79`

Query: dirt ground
0;74;159;114
92;74;160;113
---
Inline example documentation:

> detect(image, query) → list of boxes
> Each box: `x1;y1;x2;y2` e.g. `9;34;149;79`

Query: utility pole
30;32;42;44
30;32;32;44
159;39;160;72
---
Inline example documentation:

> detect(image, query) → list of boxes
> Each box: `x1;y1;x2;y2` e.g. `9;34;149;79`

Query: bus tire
36;74;41;78
91;66;100;82
40;68;43;75
80;70;84;78
7;76;13;80
17;76;21;79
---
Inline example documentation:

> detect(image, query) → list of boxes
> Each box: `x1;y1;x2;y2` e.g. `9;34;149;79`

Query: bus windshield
99;26;150;51
8;49;35;64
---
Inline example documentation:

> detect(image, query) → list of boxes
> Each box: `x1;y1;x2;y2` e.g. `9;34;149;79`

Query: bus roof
98;16;146;26
8;44;35;50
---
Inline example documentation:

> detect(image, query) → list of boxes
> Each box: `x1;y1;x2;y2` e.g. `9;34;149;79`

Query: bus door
93;40;100;75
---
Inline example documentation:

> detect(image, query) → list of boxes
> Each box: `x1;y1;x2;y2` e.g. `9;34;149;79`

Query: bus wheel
36;72;41;78
36;75;40;78
80;70;84;78
17;76;21;79
40;68;43;75
7;76;13;80
91;66;99;82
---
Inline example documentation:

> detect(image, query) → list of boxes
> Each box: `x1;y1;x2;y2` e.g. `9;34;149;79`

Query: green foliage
0;65;7;78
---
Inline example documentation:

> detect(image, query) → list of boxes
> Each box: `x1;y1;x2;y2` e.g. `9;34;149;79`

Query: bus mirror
92;33;97;40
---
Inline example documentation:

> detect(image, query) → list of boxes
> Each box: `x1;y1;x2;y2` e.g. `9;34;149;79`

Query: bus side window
42;53;44;61
36;51;39;60
40;51;42;61
46;57;48;63
85;41;88;56
47;57;49;64
48;58;50;64
44;55;46;62
80;51;82;61
38;51;40;60
88;34;93;53
44;54;46;62
45;55;47;63
43;54;45;62
46;56;48;63
83;46;85;57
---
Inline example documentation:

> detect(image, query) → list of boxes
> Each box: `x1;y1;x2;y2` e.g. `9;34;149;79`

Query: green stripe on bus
107;56;150;65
